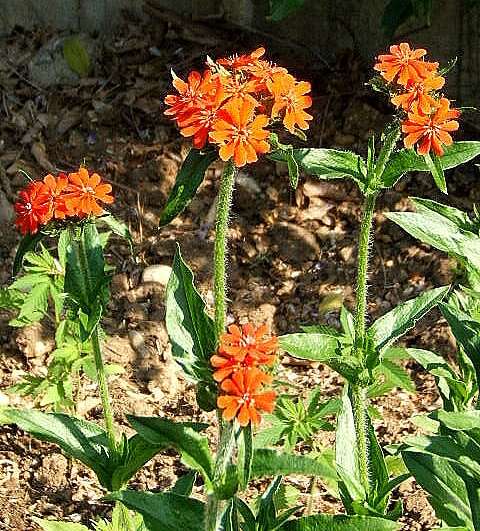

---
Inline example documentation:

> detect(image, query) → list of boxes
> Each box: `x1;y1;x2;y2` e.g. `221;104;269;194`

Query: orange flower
65;167;113;217
14;181;51;235
268;72;313;133
177;77;227;149
220;74;258;106
164;70;216;123
402;97;460;156
43;173;69;220
391;74;445;113
217;47;266;70
374;43;438;86
246;60;288;92
217;368;276;426
209;98;270;167
220;323;278;361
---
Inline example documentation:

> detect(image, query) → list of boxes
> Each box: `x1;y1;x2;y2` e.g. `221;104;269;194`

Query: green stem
353;192;377;350
205;421;236;530
352;191;378;494
91;327;117;455
351;384;369;492
205;161;236;531
213;160;236;338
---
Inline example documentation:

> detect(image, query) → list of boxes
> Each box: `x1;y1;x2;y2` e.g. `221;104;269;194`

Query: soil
1;13;479;531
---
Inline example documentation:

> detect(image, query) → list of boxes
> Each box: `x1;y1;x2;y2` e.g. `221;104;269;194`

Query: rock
269;222;320;265
15;323;55;360
38;454;68;488
142;264;172;286
0;190;13;224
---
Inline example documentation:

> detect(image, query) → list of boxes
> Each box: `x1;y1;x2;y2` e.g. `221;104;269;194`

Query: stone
142;264;172;286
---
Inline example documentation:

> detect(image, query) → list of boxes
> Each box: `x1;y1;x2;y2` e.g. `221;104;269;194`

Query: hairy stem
353;192;377;349
206;161;237;530
213;160;236;338
91;327;117;455
352;192;377;494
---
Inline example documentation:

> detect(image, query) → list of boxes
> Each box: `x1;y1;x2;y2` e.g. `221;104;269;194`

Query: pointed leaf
279;333;339;361
424;152;447;194
269;148;367;191
13;231;46;276
32;518;89;531
166;245;216;383
382;142;480;188
368;286;449;350
402;449;475;528
251;449;337;482
98;214;133;250
108;490;205;531
439;302;480;387
281;514;400;530
127;415;213;487
0;408;112;488
160;149;217;226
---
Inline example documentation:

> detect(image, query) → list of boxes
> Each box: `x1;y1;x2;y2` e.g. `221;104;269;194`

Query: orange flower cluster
374;42;460;156
14;167;114;235
165;47;312;167
212;323;278;426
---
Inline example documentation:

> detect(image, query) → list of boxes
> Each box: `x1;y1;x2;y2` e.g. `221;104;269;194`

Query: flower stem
205;161;236;531
353;192;377;349
91;327;117;455
213;160;236;338
352;191;377;494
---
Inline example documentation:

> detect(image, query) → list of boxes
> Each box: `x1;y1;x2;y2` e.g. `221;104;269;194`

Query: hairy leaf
368;286;449;350
166;245;216;385
282;514;400;530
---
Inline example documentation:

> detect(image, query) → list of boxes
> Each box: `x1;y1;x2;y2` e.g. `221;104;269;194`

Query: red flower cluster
374;43;460;156
165;47;312;167
14;167;114;235
212;323;277;426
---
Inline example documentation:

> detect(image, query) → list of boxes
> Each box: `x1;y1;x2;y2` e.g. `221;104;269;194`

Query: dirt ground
1;12;479;531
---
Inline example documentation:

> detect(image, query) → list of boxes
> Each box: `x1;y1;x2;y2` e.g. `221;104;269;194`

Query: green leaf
412;197;472;228
387;206;480;269
237;424;253;489
98;214;133;250
382;142;480;188
424;152;447;194
268;0;306;21
108;490;205;531
402;449;475;528
13;231;46;276
251;449;337;482
335;386;365;508
279;333;339;361
160;149;217;226
11;281;50;326
281;514;400;530
368;286;449;351
127;415;213;488
166;245;216;383
434;410;480;431
64;222;107;312
269;148;367;191
63;36;91;77
286;149;300;189
111;434;165;490
32;518;89;531
169;471;197;496
439;302;480;386
0;408;113;489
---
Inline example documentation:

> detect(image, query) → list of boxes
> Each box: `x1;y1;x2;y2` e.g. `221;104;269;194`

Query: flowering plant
1;43;480;531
